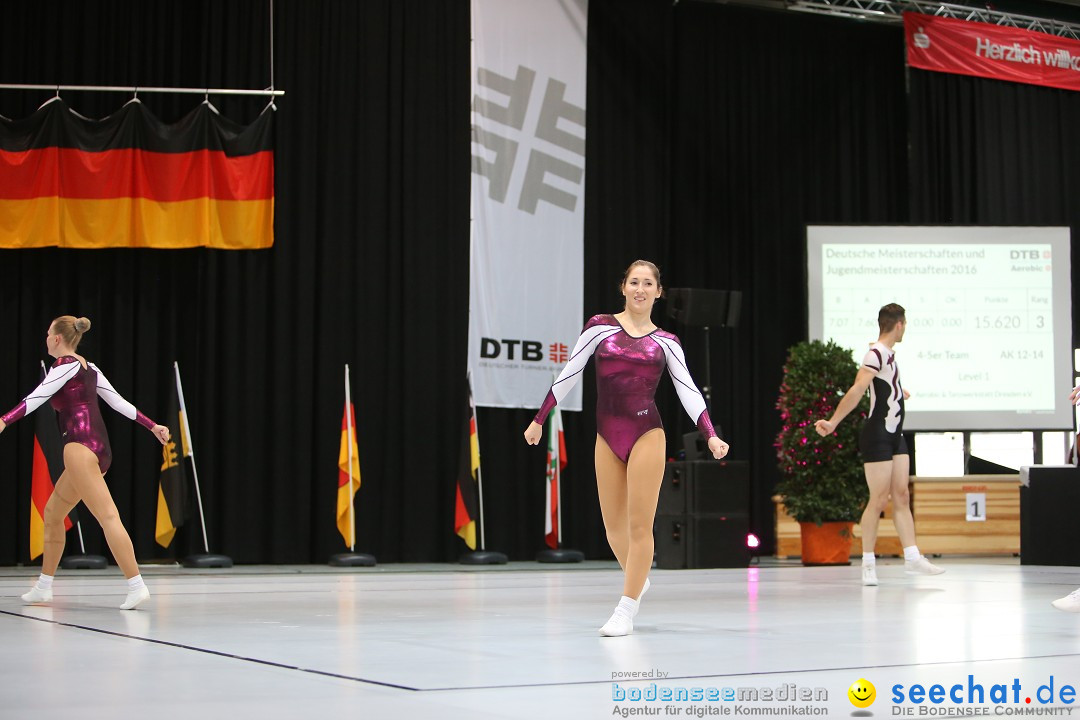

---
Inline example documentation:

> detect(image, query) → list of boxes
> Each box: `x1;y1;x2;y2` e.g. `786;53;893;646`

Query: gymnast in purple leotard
524;261;730;637
0;316;170;610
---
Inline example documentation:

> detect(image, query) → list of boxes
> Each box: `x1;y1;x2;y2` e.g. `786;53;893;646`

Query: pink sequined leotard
1;356;156;473
534;314;718;462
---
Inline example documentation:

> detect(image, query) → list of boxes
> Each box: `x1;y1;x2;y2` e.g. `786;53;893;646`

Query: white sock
126;575;146;591
903;546;921;562
862;553;876;566
616;595;638;616
37;573;54;590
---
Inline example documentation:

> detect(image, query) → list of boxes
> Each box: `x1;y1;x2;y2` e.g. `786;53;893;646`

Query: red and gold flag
337;403;362;547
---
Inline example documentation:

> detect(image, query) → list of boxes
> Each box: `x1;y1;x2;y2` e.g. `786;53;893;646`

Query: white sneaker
633;578;651;617
862;565;878;586
904;556;945;575
1051;588;1080;613
120;586;150;610
599;607;634;637
21;585;52;604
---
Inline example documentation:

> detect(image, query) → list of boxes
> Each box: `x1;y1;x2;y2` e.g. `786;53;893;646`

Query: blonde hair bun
75;317;92;334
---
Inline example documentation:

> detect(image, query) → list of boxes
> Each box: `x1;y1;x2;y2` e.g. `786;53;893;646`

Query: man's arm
814;367;875;436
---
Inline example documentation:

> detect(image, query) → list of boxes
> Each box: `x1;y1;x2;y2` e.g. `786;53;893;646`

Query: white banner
469;0;587;411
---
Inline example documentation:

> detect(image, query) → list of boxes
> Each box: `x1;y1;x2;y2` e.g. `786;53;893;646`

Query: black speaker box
654;460;750;569
657;460;749;516
1020;466;1080;566
665;288;742;328
654;513;749;569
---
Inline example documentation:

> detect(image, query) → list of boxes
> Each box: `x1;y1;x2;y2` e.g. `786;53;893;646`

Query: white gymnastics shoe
904;556;944;575
599;596;637;637
120;585;150;610
21;585;53;604
1051;589;1080;613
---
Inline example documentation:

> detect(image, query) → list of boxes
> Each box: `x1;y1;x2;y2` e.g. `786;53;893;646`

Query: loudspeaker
654;514;749;569
666;288;742;328
1020;466;1080;566
654;460;750;569
657;461;749;516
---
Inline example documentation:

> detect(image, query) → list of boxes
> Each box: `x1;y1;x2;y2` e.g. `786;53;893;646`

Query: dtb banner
905;12;1080;93
469;0;587;410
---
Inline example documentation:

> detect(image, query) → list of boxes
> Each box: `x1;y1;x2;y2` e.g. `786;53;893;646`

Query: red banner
905;12;1080;93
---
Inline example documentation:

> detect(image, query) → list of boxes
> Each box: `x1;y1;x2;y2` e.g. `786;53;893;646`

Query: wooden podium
774;473;1021;559
910;475;1020;555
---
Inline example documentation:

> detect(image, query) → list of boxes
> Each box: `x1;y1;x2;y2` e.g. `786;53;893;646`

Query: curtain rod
0;83;284;97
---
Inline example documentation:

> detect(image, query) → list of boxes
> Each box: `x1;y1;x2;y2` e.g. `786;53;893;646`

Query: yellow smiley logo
848;678;876;708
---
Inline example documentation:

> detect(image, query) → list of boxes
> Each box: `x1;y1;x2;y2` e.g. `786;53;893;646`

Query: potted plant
775;339;869;565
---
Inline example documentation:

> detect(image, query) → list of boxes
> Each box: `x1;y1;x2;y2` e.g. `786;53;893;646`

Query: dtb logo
1010;249;1040;260
481;338;543;361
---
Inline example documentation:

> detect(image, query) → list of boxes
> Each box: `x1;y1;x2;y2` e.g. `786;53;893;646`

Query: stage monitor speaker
654;513;749;569
1020;465;1080;566
666;288;742;328
657;460;749;516
655;460;750;569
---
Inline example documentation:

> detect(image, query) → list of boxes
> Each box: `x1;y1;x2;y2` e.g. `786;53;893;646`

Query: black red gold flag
0;98;273;249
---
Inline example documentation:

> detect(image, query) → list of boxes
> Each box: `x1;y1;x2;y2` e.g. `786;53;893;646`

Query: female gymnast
524;261;729;636
0;316;170;610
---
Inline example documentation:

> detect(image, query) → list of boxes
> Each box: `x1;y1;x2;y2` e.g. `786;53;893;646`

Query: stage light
746;533;760;549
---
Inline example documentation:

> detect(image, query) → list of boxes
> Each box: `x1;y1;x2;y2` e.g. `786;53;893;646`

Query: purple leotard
1;356;156;473
534;314;718;463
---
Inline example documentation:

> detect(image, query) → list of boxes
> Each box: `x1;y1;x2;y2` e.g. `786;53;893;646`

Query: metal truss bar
786;0;1080;39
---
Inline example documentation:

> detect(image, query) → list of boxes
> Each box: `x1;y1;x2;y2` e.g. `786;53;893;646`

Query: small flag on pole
156;371;191;548
544;405;567;549
454;379;480;549
30;407;72;560
337;367;361;549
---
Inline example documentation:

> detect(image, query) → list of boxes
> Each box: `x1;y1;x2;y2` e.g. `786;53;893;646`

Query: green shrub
775;339;869;524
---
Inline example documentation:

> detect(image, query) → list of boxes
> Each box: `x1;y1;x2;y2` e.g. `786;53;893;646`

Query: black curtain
0;0;471;564
907;67;1080;225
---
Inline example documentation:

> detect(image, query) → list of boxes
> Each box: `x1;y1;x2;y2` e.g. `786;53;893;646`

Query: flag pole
329;364;376;567
345;364;356;552
556;421;564;546
472;380;487;551
76;522;87;553
176;361;232;568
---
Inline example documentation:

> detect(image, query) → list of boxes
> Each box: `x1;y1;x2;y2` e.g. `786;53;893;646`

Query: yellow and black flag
454;380;480;550
0;98;273;250
156;374;191;548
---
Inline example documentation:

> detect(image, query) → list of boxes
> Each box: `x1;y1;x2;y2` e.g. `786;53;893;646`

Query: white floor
2;559;1079;719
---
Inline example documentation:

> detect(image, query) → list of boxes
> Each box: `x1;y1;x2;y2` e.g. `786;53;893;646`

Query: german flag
454;380;480;550
0;98;273;249
30;405;72;561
